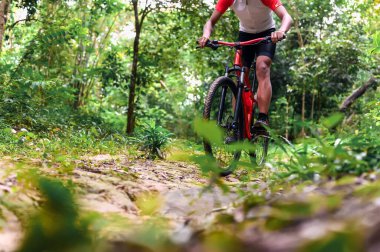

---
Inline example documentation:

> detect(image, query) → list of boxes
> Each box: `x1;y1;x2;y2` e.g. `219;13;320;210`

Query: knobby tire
203;76;243;177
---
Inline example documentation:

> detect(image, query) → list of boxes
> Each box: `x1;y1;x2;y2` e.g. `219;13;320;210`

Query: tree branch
133;0;139;29
140;3;152;26
6;18;37;30
339;76;379;112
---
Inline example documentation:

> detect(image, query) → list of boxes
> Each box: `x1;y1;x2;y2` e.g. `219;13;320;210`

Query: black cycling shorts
238;28;276;67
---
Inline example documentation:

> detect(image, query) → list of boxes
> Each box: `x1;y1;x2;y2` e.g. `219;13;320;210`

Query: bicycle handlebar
197;35;286;50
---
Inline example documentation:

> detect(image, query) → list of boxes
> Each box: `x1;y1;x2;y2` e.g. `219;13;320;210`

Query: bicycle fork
233;66;254;140
227;66;246;138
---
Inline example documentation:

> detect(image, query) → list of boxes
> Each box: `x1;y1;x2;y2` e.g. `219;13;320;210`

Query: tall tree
126;0;205;134
73;0;124;108
127;0;151;134
0;0;10;51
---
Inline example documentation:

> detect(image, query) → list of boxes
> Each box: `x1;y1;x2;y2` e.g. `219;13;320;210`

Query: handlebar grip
265;34;286;43
195;40;218;50
205;40;219;50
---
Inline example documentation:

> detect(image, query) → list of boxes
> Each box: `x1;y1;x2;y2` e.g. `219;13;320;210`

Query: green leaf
371;32;380;54
193;117;224;146
322;113;344;129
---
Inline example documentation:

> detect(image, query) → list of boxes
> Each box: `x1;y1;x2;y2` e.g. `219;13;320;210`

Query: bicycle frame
217;39;267;140
231;48;255;140
201;36;276;172
219;53;250;139
203;36;271;140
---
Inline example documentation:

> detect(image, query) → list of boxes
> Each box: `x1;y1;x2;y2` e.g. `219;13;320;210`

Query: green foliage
0;1;378;251
300;228;364;252
134;120;173;159
100;49;128;88
193;117;224;146
18;178;92;252
274;108;379;180
322;112;344;129
192;107;379;181
190;117;259;190
0;125;131;159
372;32;380;54
16;0;38;18
1;0;376;140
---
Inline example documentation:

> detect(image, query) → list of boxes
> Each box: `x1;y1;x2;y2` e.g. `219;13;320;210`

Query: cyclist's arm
199;10;223;48
272;6;293;43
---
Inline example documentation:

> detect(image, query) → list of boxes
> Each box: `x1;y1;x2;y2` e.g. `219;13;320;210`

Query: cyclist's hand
271;30;286;43
198;36;210;48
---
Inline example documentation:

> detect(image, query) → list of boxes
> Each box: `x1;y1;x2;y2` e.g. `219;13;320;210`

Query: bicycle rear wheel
203;76;243;176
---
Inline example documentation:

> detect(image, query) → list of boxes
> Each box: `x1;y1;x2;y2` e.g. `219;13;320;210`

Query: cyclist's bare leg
256;56;272;115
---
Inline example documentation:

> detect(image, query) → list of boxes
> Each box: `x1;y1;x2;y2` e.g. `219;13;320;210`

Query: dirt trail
76;155;241;230
0;155;241;251
73;155;380;252
2;155;380;252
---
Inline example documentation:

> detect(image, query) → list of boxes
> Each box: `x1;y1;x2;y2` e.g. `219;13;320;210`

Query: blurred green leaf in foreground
18;178;92;252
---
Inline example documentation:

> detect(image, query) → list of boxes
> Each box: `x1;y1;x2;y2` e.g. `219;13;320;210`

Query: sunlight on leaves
193;117;224;146
322;113;344;129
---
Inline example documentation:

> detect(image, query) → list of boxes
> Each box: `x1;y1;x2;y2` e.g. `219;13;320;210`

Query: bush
275;108;380;180
134;120;173;159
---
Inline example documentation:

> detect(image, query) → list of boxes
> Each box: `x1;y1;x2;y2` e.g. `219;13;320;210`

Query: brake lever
264;34;287;44
196;41;219;50
207;40;219;50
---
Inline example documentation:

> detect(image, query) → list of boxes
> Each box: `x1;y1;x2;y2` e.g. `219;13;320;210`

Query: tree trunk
339;76;378;112
285;96;289;139
84;14;119;101
310;88;315;121
289;0;307;137
0;0;10;52
288;0;304;48
73;7;87;109
73;42;86;109
300;86;306;137
317;88;321;122
126;1;141;134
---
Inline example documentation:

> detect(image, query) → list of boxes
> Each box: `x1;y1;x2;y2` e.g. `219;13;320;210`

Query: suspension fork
232;67;246;131
216;65;232;125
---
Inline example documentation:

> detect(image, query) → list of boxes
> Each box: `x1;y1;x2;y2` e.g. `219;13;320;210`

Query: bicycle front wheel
203;76;243;176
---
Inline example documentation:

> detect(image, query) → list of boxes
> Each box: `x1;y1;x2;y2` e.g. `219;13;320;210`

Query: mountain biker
198;0;292;128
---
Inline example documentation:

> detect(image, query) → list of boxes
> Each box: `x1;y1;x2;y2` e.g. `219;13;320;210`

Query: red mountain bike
201;36;273;176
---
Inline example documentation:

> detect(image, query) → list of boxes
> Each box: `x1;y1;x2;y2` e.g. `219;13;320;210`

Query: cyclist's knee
256;61;271;79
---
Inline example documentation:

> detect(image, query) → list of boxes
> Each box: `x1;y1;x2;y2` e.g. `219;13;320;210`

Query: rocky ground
0;155;379;252
0;155;240;251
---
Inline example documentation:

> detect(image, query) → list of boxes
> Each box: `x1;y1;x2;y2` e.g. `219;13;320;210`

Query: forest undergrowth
0;0;378;251
0;104;378;252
